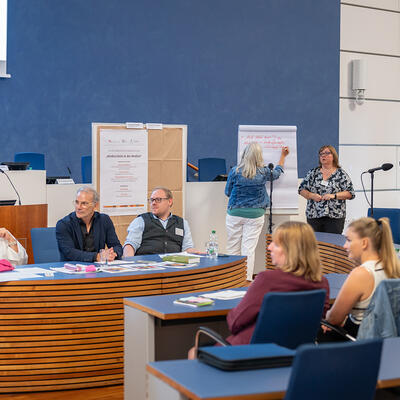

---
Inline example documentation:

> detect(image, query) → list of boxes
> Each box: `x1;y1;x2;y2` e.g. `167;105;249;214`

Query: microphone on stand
363;163;393;174
268;163;274;234
0;169;22;205
362;163;393;218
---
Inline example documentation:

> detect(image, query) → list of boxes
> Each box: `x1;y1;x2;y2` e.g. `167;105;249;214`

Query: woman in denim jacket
319;217;400;341
225;142;289;281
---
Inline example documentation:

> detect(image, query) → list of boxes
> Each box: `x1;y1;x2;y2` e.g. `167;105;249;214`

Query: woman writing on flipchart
224;142;289;282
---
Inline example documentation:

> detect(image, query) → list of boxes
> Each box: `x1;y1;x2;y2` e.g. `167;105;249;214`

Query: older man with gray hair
56;186;123;262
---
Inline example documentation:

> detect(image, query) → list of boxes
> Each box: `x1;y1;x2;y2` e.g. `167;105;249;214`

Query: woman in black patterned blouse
298;145;355;234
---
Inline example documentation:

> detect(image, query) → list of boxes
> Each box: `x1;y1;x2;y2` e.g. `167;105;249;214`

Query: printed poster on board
99;129;148;216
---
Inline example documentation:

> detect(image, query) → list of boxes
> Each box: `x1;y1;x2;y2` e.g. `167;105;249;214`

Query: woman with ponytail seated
319;217;400;341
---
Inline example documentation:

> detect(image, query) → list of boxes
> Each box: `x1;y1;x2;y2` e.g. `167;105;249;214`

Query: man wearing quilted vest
123;187;194;256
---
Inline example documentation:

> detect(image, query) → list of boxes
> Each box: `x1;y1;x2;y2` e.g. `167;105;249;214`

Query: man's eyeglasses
73;200;94;208
148;197;168;204
319;151;332;156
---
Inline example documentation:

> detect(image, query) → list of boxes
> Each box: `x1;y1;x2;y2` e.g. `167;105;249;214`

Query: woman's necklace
321;166;336;180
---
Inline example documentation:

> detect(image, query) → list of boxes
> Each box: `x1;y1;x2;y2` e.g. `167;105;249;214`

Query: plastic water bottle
206;230;219;259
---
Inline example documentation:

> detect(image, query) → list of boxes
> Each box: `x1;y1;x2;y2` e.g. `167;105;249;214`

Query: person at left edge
0;227;28;266
56;186;123;262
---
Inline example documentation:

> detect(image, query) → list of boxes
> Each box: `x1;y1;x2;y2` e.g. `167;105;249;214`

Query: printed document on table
20;267;50;274
162;251;207;257
0;271;41;281
202;290;247;300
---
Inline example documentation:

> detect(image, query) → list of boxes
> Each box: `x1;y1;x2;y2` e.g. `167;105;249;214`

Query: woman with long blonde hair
226;221;330;345
225;142;289;281
320;217;400;341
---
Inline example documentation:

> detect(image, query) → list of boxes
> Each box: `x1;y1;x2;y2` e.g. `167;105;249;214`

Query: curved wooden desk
266;232;356;274
0;255;246;393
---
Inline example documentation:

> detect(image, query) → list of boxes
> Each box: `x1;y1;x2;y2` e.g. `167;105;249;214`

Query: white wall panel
398;147;400;189
339;99;400;144
342;0;400;12
341;5;400;55
0;171;46;205
340;52;400;100
339;145;398;190
346;190;400;225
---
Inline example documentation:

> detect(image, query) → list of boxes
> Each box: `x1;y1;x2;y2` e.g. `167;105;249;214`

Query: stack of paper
202;290;247;300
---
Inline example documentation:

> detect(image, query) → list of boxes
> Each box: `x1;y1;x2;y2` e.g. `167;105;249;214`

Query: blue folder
197;343;295;371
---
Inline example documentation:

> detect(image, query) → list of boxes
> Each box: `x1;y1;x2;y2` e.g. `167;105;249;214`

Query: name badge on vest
175;227;184;237
321;180;329;187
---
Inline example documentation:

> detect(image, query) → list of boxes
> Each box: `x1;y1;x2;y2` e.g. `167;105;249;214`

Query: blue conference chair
198;158;226;181
81;155;92;183
14;152;45;170
284;339;382;400
368;208;400;244
195;289;326;352
250;290;326;349
30;227;60;263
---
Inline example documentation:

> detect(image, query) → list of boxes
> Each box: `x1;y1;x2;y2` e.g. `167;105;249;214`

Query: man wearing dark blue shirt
56;186;122;262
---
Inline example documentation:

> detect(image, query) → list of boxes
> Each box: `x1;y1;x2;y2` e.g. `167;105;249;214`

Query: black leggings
307;217;345;234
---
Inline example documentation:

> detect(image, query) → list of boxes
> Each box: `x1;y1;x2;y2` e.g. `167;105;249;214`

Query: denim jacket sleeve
225;168;235;197
357;279;400;339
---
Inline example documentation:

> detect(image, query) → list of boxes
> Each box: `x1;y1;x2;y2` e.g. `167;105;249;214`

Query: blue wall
0;0;339;181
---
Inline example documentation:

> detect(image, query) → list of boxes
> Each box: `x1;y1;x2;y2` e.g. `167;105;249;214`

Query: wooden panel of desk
0;256;246;393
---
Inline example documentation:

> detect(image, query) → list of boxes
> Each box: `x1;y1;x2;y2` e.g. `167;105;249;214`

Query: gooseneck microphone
364;163;393;174
268;163;274;170
0;169;22;205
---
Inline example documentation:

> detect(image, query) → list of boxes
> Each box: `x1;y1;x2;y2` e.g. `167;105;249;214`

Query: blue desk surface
315;232;346;247
147;337;400;399
148;359;290;399
124;273;346;320
124;288;247;319
10;254;245;282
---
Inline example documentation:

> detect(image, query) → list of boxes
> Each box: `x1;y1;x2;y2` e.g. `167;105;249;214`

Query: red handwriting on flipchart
242;134;285;149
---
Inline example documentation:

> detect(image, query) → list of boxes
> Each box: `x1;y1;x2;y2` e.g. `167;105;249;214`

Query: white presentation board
0;0;9;77
238;125;298;210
